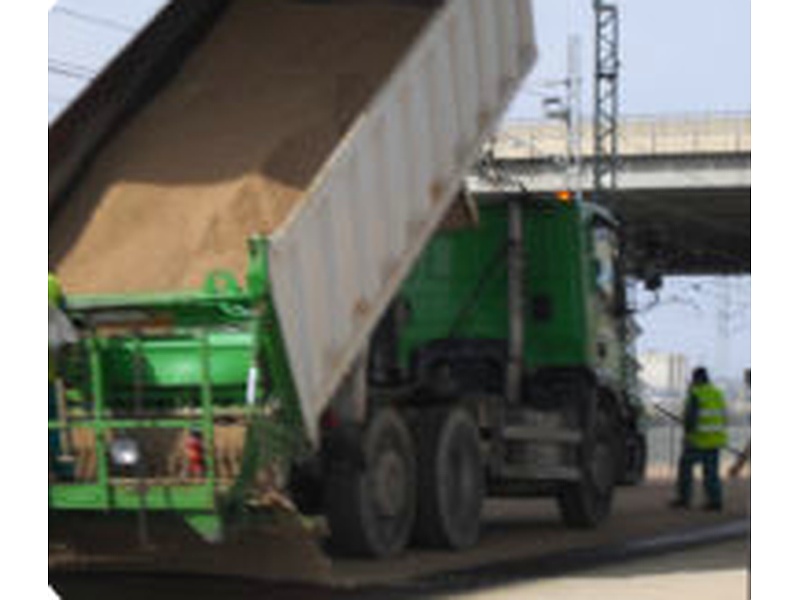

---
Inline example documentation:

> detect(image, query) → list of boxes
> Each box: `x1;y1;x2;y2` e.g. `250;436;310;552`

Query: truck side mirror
614;300;630;318
644;273;663;292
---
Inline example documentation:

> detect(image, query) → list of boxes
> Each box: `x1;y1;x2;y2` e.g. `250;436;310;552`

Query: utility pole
593;0;621;209
542;35;585;201
716;278;733;378
567;35;585;201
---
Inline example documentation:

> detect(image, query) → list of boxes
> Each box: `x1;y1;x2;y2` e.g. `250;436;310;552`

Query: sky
48;0;751;381
48;0;165;121
49;0;752;121
507;0;751;120
634;277;750;383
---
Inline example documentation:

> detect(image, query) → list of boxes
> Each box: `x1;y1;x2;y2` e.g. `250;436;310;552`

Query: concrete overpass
468;113;751;275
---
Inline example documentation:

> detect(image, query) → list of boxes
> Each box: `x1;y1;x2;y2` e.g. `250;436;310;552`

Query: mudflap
49;509;333;585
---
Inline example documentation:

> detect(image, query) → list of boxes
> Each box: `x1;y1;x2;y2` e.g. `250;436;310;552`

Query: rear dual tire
325;409;417;558
324;406;485;557
413;408;484;550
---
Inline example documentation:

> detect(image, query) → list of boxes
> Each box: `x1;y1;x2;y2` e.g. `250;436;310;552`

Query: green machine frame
48;238;308;542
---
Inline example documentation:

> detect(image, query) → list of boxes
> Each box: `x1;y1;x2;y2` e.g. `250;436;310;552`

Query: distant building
639;352;689;396
716;371;751;425
639;352;689;403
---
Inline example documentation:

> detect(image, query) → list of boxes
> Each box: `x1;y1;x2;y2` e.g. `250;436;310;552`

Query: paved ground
331;477;750;587
443;539;749;600
51;477;750;599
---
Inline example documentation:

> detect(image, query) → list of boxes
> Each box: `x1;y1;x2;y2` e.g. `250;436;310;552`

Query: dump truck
291;192;647;554
48;0;540;573
49;193;647;568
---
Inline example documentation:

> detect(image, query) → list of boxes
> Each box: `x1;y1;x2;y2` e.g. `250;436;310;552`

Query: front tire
619;431;647;486
412;408;485;550
558;409;616;529
325;409;416;558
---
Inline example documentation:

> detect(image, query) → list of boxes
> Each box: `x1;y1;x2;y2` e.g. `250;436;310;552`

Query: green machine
48;239;308;544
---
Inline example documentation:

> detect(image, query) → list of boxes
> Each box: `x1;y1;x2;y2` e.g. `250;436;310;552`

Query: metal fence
646;424;751;481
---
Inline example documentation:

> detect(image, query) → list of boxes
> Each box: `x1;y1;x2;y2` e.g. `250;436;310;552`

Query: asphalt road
442;539;749;600
51;477;750;599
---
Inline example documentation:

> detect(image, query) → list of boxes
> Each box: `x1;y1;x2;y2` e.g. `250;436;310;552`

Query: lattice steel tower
593;1;621;207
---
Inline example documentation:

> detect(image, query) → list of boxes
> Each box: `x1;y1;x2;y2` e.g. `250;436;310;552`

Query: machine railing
48;330;226;513
48;242;310;542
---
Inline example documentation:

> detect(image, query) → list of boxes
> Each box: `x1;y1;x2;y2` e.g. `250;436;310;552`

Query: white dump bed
270;0;537;442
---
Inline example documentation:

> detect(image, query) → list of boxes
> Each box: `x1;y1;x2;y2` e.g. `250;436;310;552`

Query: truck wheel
558;410;616;529
413;408;484;550
619;432;647;486
325;408;416;558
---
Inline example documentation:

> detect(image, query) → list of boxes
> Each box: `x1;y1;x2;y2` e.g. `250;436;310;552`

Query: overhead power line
48;65;90;81
48;58;98;81
51;6;134;33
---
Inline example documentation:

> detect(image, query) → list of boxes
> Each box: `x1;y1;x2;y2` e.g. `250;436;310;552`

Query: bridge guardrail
493;112;751;160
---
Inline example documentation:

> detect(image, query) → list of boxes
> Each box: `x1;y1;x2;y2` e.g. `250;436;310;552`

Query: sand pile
50;0;433;294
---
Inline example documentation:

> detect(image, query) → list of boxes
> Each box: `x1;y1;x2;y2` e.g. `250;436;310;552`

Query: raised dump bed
50;0;537;444
51;0;437;294
49;0;540;570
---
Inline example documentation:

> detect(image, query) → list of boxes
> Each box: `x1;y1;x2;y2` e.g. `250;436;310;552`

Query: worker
49;270;76;479
728;441;751;479
670;367;729;511
728;369;751;479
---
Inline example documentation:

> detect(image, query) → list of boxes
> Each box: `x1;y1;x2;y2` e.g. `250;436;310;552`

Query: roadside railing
493;112;751;160
645;421;751;482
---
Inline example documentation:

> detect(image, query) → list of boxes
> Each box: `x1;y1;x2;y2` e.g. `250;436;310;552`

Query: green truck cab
399;196;642;421
357;194;647;539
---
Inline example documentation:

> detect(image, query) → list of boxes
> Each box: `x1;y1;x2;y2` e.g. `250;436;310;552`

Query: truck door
590;219;626;386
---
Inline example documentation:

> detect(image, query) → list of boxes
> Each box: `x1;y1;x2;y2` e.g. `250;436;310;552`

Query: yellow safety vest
49;273;63;381
686;384;729;450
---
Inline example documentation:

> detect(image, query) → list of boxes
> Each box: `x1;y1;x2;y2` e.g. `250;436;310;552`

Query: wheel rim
435;417;483;547
373;449;408;518
325;410;416;558
363;417;415;555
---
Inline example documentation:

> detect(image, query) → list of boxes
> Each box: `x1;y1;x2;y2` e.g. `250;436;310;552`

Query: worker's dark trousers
677;447;722;508
49;382;61;461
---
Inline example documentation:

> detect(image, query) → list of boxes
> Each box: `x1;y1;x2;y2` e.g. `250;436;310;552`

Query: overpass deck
470;114;751;275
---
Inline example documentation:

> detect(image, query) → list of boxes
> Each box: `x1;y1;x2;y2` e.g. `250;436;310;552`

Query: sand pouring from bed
50;0;432;295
